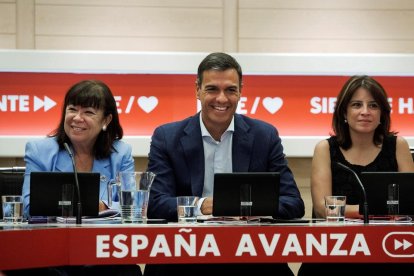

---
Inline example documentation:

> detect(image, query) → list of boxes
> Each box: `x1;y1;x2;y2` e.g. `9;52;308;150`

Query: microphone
336;162;369;224
63;143;82;224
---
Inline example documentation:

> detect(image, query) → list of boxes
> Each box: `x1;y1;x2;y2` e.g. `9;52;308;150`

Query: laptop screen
29;171;100;217
360;172;414;216
212;172;280;218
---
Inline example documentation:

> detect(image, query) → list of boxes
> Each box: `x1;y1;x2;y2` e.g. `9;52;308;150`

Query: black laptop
30;172;100;217
360;172;414;216
212;172;280;218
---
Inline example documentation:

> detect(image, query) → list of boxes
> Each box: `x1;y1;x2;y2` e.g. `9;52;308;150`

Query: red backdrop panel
1;73;413;136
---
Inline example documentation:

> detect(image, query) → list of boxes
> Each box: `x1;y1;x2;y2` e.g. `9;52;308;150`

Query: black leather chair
0;167;25;219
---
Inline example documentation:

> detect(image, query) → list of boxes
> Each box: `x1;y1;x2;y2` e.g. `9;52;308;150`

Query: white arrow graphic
395;239;412;251
34;96;57;112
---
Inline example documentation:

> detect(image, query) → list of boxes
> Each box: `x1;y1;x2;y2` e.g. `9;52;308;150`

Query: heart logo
137;96;158;113
262;97;283;114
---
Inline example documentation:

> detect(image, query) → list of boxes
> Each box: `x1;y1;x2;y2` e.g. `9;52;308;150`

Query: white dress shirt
197;115;234;214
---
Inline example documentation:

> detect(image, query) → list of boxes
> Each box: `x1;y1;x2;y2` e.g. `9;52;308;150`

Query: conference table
1;219;413;271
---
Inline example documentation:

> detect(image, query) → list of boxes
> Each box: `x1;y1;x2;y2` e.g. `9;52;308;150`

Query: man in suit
145;52;304;276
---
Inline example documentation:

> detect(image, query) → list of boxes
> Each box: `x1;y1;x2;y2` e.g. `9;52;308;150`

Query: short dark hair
333;75;394;149
49;80;123;159
196;52;243;87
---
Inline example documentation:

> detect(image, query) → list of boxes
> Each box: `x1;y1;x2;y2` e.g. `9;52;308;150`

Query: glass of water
177;196;199;223
2;195;23;223
324;195;346;223
116;171;156;224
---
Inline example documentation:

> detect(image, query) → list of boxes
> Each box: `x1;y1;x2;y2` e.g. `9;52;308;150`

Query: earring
344;119;348;123
102;125;107;131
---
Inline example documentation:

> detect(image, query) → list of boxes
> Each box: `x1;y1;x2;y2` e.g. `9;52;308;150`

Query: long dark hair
332;75;394;149
49;80;123;159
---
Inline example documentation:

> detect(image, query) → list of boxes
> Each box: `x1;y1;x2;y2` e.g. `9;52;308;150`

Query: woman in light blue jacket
17;79;140;276
22;80;135;218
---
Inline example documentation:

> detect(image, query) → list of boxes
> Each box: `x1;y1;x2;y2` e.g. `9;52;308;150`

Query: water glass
240;183;252;219
2;195;23;223
177;196;198;223
325;195;346;223
60;183;74;217
387;183;399;217
109;171;156;224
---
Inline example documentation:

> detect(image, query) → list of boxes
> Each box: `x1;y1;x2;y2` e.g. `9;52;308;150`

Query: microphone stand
64;143;82;225
336;162;369;224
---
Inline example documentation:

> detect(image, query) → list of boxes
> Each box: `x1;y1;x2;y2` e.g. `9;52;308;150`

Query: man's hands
200;197;213;215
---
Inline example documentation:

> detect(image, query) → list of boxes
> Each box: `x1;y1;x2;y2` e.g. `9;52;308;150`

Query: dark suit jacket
147;113;304;221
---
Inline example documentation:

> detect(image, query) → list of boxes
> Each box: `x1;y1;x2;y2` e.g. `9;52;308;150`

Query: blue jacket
22;137;134;217
147;113;305;221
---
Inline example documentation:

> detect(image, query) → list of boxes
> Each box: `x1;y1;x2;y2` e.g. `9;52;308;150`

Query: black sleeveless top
328;135;398;205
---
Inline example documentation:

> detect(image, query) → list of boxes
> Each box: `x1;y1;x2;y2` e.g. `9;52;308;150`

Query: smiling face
196;69;241;139
64;104;112;151
345;87;381;135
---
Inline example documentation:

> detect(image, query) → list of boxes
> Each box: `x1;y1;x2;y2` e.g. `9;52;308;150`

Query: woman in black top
299;75;414;275
312;75;414;219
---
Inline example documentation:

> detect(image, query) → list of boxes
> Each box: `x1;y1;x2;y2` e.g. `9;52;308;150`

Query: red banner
1;73;414;136
1;224;413;270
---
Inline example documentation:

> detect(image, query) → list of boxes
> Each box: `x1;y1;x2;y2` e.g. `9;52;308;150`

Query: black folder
212;172;280;218
360;172;414;216
29;171;100;217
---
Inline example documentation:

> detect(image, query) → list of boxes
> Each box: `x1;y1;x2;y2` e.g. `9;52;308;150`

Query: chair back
411;148;414;161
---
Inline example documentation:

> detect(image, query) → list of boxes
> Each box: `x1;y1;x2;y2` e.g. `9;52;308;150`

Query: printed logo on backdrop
0;95;158;114
196;97;284;114
310;97;414;114
0;95;56;112
262;97;283;114
2;73;414;136
115;96;159;114
7;95;412;115
137;96;158;113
